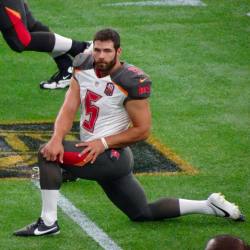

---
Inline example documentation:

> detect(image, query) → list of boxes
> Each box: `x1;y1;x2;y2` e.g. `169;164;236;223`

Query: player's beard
95;53;117;74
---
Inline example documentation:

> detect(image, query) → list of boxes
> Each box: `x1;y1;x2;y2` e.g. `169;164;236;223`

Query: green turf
0;0;249;249
0;180;101;250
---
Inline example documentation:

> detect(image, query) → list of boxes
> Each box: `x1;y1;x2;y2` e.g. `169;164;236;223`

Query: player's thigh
62;141;134;181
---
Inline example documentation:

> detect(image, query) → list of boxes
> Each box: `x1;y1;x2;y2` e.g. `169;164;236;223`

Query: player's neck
110;61;122;75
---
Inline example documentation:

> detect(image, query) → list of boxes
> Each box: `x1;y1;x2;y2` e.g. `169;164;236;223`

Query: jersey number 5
82;90;102;133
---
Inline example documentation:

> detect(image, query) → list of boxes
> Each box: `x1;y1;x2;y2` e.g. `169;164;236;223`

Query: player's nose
98;50;106;59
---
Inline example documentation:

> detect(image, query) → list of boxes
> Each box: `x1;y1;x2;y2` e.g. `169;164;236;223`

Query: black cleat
40;67;72;89
14;218;60;236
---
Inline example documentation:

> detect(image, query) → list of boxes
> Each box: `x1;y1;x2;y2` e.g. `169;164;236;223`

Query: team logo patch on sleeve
104;82;115;96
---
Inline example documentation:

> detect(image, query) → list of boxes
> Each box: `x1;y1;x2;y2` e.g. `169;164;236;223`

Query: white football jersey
75;69;130;141
73;54;151;142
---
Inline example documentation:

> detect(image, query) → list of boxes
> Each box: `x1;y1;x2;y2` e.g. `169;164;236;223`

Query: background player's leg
0;0;30;52
0;0;89;88
0;1;88;55
23;2;89;89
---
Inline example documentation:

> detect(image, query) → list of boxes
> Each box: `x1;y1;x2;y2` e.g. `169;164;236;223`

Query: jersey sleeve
72;53;93;82
114;64;152;99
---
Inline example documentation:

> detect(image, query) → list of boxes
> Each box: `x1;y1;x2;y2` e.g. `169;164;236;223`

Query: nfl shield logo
104;82;115;96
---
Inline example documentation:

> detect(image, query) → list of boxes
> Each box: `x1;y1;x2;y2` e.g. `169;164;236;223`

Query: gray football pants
38;141;180;221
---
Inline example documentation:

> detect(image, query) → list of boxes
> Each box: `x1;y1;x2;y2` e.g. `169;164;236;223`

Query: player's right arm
41;78;81;163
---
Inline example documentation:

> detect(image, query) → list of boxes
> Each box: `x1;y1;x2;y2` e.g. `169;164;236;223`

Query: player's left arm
105;98;151;148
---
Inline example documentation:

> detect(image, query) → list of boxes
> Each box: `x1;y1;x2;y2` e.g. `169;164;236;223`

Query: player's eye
103;49;113;53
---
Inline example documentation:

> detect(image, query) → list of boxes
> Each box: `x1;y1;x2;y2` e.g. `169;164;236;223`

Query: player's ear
117;47;122;56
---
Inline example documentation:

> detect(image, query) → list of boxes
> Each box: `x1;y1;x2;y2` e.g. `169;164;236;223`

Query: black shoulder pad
73;53;93;70
73;53;86;67
112;64;152;99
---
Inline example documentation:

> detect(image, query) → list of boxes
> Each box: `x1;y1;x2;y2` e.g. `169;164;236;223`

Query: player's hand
76;139;105;164
40;138;64;163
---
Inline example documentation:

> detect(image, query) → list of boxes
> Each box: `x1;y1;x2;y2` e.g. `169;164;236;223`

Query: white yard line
104;0;206;7
32;180;122;250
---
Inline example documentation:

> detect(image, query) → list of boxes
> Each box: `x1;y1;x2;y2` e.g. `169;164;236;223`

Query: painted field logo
0;122;197;178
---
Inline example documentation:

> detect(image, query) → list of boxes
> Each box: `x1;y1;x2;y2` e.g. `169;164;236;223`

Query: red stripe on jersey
59;151;89;167
5;7;31;47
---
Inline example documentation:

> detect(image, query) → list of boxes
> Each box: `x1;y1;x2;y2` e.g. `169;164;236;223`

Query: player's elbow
138;125;151;141
7;41;25;53
142;130;151;141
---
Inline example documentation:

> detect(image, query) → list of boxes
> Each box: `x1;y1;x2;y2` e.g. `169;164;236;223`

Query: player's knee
129;208;153;222
3;33;25;53
130;216;146;222
38;144;46;161
37;144;62;189
6;39;25;52
2;28;30;52
130;214;152;222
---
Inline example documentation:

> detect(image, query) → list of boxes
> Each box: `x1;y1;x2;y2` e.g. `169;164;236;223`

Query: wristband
101;137;109;150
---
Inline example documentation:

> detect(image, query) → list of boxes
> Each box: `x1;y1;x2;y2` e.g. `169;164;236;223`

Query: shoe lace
47;65;73;84
26;218;43;230
48;71;61;83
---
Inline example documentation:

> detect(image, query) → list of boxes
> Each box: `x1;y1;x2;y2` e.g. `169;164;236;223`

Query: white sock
52;33;73;57
179;199;214;215
41;189;59;226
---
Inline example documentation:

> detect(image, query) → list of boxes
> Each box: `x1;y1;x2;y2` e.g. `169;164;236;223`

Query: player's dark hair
93;28;120;50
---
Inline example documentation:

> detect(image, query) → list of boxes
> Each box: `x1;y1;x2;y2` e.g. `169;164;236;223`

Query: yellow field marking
0;122;198;177
0;129;79;171
146;135;198;175
0;154;35;168
2;133;29;152
65;134;79;141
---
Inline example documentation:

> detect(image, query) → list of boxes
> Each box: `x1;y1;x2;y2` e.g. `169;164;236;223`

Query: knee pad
2;29;25;52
